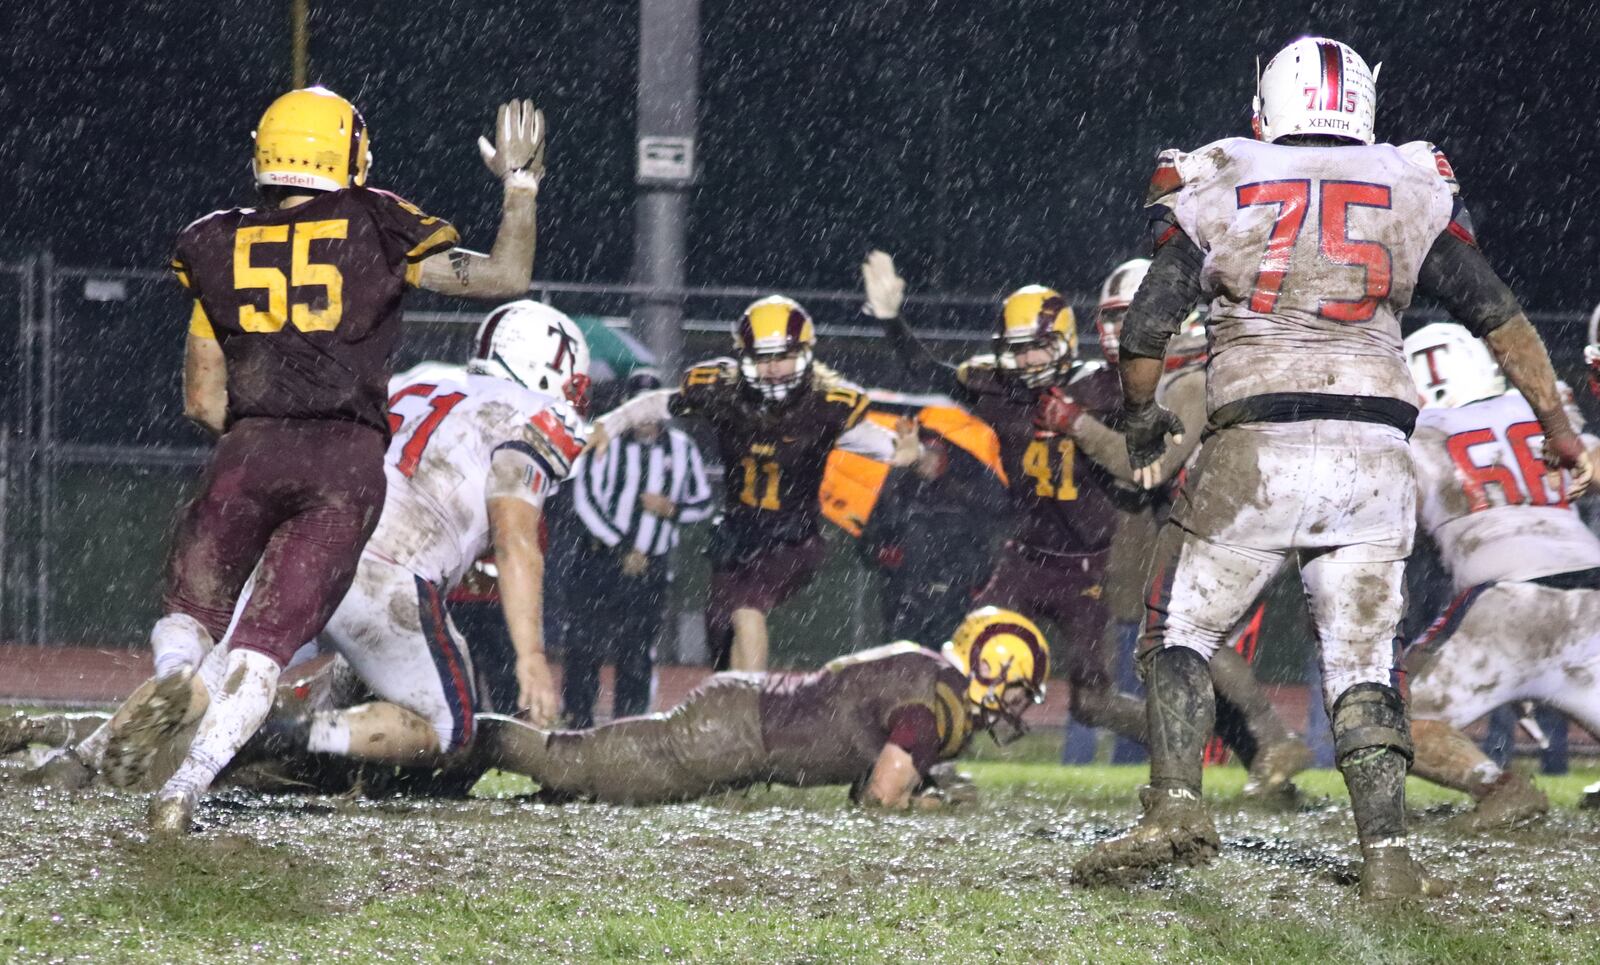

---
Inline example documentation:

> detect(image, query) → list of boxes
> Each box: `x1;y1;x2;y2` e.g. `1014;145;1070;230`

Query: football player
1043;259;1313;794
588;296;918;671
478;607;1049;808
1076;38;1589;899
1399;321;1600;828
90;296;584;828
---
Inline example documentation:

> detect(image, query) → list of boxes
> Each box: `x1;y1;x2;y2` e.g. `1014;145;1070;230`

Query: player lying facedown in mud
4;608;1052;811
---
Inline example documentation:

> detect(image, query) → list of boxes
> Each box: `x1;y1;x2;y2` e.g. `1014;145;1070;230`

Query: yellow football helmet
253;86;371;193
942;607;1050;743
995;285;1077;388
734;295;817;402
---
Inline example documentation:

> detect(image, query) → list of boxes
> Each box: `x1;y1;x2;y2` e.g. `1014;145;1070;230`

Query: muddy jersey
672;358;869;542
1412;390;1600;590
954;358;1131;554
172;187;459;433
365;369;588;589
1152;137;1458;417
758;643;973;782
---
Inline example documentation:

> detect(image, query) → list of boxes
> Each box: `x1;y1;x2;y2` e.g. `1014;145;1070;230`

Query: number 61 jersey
1150;137;1464;417
368;368;589;590
1412;389;1600;591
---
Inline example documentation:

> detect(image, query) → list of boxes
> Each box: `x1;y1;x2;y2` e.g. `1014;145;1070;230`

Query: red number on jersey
386;383;467;478
1237;179;1394;323
1444;421;1566;513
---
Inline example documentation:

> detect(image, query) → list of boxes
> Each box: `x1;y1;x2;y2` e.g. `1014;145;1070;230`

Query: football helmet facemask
253;86;371;193
942;607;1050;744
1403;321;1505;409
1095;258;1151;364
468;300;593;411
1253;37;1379;146
995;286;1077;388
735;295;816;403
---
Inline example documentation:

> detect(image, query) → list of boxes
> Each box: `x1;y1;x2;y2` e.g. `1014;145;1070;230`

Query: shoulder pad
682;357;738;383
823;641;929;672
955;354;998;386
361;186;433;216
1144;140;1235;207
523;399;590;481
1144;149;1186;206
176;207;248;244
1397;141;1461;196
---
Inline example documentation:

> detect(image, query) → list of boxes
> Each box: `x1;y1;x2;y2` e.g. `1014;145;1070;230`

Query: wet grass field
4;735;1600;963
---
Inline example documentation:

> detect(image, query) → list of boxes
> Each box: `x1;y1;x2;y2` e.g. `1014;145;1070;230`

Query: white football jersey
1412;390;1600;590
1155;137;1457;414
366;368;589;589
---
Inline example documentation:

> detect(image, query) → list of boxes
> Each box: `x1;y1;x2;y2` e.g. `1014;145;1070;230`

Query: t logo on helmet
547;323;579;375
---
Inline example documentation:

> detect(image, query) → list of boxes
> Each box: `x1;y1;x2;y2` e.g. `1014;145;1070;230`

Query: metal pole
36;251;54;646
632;0;700;376
291;0;309;88
15;257;36;645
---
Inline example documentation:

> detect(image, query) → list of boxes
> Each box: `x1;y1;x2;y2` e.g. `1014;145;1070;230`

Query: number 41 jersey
1153;137;1460;416
1412;389;1600;591
368;370;589;590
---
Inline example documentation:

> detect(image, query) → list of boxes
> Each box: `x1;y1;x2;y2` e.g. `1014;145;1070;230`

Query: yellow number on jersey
233;219;347;333
1022;438;1078;501
738;455;781;510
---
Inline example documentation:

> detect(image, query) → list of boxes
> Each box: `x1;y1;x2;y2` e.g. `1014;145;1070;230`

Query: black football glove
1123;401;1185;490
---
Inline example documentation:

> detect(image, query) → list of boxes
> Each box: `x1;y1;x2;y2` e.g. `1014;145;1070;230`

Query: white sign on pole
637;136;695;183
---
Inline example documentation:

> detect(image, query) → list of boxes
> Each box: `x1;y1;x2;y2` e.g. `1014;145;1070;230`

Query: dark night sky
4;0;1598;316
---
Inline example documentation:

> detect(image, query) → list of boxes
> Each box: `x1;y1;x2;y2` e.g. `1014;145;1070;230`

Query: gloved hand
1033;387;1085;436
1584;343;1600;398
1123;401;1185;491
861;250;906;320
479;99;546;191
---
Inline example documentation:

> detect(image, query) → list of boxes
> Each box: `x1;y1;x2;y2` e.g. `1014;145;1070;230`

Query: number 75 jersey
1412;389;1600;591
1152;137;1461;414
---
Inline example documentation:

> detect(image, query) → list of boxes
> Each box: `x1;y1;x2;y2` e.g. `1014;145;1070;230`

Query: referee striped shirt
571;426;713;556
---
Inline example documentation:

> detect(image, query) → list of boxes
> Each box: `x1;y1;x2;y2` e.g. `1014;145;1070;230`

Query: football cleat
1073;785;1220;885
0;711;41;755
1253;37;1378;146
147;788;199;838
1241;734;1314;801
1450;771;1549;832
942;607;1050;743
994;286;1076;387
734;295;816;403
467;300;593;410
1404;321;1507;409
102;669;202;791
1358;840;1449;901
253;86;371;192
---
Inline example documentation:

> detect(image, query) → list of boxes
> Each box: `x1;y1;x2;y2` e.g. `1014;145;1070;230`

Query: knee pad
1331;682;1412;767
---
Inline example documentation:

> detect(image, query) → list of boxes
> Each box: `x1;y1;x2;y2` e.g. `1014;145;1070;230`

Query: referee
563;369;713;727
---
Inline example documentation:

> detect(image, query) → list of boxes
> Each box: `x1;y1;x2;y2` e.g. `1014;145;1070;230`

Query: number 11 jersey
1152;137;1460;416
1412;389;1600;591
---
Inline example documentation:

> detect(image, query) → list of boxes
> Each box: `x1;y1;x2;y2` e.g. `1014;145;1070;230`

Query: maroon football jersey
955;359;1133;554
172;186;458;433
758;643;973;781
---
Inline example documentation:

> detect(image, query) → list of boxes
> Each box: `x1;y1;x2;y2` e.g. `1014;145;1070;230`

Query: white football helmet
1253;37;1379;146
1095;258;1150;363
467;300;592;410
1404;321;1506;409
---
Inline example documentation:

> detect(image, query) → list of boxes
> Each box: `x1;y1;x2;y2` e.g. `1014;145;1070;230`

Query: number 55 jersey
1411;389;1600;590
1152;137;1465;423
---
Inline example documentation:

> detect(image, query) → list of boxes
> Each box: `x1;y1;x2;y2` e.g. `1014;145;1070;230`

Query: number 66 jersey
1412;389;1600;591
1150;136;1466;420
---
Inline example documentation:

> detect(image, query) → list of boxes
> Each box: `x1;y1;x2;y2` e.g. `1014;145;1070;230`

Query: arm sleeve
836;419;898;462
884;703;943;775
1118;208;1205;361
596;389;676;438
879;314;961;392
1071;369;1206;484
486;445;555;510
673;435;715;524
570;452;624;546
1414;222;1521;337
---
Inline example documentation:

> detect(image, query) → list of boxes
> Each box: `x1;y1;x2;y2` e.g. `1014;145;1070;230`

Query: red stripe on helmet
477;305;511;359
1320;42;1343;111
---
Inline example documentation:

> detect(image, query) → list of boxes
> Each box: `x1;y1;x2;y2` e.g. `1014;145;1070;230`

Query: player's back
1165;137;1455;417
1413;390;1600;589
369;370;580;588
173;186;457;432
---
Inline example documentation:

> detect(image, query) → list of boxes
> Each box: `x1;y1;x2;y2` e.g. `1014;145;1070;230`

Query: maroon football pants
975;541;1112;689
162;417;387;666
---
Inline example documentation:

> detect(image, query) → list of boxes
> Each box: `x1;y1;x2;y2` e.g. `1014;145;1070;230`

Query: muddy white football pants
1406;580;1600;736
1142;420;1415;708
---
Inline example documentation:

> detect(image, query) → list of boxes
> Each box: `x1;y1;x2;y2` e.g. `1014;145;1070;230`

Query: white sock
75;720;112;766
197;639;233;694
159;649;280;800
306;713;351;756
151;614;212;680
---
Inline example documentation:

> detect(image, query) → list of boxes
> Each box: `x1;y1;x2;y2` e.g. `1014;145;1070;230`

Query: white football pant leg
1299;552;1405;709
1143;525;1284;661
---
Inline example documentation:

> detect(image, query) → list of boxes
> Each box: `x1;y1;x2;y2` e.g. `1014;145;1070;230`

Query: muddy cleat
1242;735;1314;799
103;669;199;790
1073;786;1220;885
147;789;198;838
1452;771;1548;831
0;712;44;755
1580;780;1600;811
19;747;97;790
1358;840;1449;901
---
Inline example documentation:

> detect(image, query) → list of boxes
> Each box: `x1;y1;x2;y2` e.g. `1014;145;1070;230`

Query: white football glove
861;249;906;320
478;99;546;191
